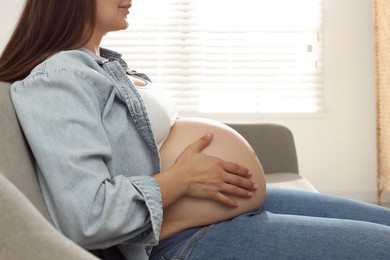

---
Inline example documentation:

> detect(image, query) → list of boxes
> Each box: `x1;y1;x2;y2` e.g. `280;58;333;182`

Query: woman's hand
154;132;258;208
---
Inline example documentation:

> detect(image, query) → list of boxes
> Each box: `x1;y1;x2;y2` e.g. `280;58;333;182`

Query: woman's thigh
162;209;390;260
263;187;390;226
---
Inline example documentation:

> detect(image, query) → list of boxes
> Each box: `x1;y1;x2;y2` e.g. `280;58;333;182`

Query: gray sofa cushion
266;173;317;192
228;123;299;174
0;82;52;221
0;173;98;260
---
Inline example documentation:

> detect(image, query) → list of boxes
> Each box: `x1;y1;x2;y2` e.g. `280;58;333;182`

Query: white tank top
134;80;178;149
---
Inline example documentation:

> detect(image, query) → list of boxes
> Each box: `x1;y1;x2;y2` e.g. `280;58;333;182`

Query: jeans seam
176;225;213;259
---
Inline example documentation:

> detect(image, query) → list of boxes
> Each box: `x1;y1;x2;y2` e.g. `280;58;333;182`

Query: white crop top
134;79;178;149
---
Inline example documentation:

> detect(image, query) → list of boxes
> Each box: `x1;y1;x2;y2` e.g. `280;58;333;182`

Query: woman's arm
11;65;162;249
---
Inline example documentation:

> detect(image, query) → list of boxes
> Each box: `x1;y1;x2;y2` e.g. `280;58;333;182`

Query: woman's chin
109;20;129;32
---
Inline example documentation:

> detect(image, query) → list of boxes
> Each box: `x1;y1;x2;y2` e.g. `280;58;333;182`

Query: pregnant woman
1;1;390;259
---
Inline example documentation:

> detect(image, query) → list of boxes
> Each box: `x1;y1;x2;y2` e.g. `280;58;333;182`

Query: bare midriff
159;118;267;239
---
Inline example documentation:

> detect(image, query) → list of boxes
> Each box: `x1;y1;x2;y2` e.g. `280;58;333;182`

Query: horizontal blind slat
102;0;323;114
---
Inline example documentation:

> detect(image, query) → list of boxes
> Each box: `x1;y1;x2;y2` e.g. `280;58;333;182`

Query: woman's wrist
153;167;188;209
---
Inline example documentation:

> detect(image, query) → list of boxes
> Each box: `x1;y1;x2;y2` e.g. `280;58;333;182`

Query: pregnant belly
159;118;266;239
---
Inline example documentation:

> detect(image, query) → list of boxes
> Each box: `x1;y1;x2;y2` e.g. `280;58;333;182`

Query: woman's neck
83;32;104;55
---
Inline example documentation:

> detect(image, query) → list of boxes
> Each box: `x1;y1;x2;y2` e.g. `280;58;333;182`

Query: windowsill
178;112;327;124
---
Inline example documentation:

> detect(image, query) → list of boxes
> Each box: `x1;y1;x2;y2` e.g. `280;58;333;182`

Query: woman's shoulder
41;49;103;73
11;49;112;108
16;49;107;86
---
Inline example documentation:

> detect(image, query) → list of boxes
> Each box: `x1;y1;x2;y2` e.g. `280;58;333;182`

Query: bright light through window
102;0;323;117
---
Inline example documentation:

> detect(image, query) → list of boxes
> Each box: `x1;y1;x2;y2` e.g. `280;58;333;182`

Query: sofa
0;81;316;259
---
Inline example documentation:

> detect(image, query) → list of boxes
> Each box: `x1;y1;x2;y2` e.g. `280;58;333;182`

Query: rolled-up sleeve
11;67;163;249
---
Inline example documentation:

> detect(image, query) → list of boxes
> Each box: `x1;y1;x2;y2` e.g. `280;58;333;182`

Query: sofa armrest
0;82;53;220
0;173;98;260
227;123;299;175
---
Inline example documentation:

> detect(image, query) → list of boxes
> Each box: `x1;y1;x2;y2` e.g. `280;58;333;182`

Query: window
102;0;323;119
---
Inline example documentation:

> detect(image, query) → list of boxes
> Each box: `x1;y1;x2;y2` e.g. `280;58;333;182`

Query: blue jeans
158;187;390;259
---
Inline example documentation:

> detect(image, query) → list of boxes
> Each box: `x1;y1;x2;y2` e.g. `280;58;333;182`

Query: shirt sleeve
11;67;163;250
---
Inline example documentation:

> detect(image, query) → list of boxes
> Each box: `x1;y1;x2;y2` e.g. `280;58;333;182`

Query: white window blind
102;0;323;118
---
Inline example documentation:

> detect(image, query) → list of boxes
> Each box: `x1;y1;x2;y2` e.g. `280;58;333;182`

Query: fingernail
248;172;253;177
248;192;254;197
205;131;213;138
253;184;259;191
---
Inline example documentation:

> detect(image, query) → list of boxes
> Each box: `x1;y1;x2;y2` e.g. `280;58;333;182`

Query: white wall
0;0;24;53
279;0;379;202
240;0;381;203
0;0;383;202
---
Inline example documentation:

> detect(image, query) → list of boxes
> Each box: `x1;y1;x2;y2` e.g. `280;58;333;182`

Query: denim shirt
11;48;163;259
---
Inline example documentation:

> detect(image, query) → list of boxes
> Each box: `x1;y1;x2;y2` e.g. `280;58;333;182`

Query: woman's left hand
154;132;257;208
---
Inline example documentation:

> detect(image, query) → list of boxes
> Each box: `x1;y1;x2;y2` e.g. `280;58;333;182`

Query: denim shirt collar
79;47;138;75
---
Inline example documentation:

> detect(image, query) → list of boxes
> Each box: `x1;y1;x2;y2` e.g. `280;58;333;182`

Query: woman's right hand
153;132;258;208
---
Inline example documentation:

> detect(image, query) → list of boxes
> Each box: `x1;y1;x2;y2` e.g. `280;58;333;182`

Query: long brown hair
0;0;96;83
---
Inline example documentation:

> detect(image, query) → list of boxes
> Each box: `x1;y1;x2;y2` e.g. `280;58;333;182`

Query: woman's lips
119;4;131;14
